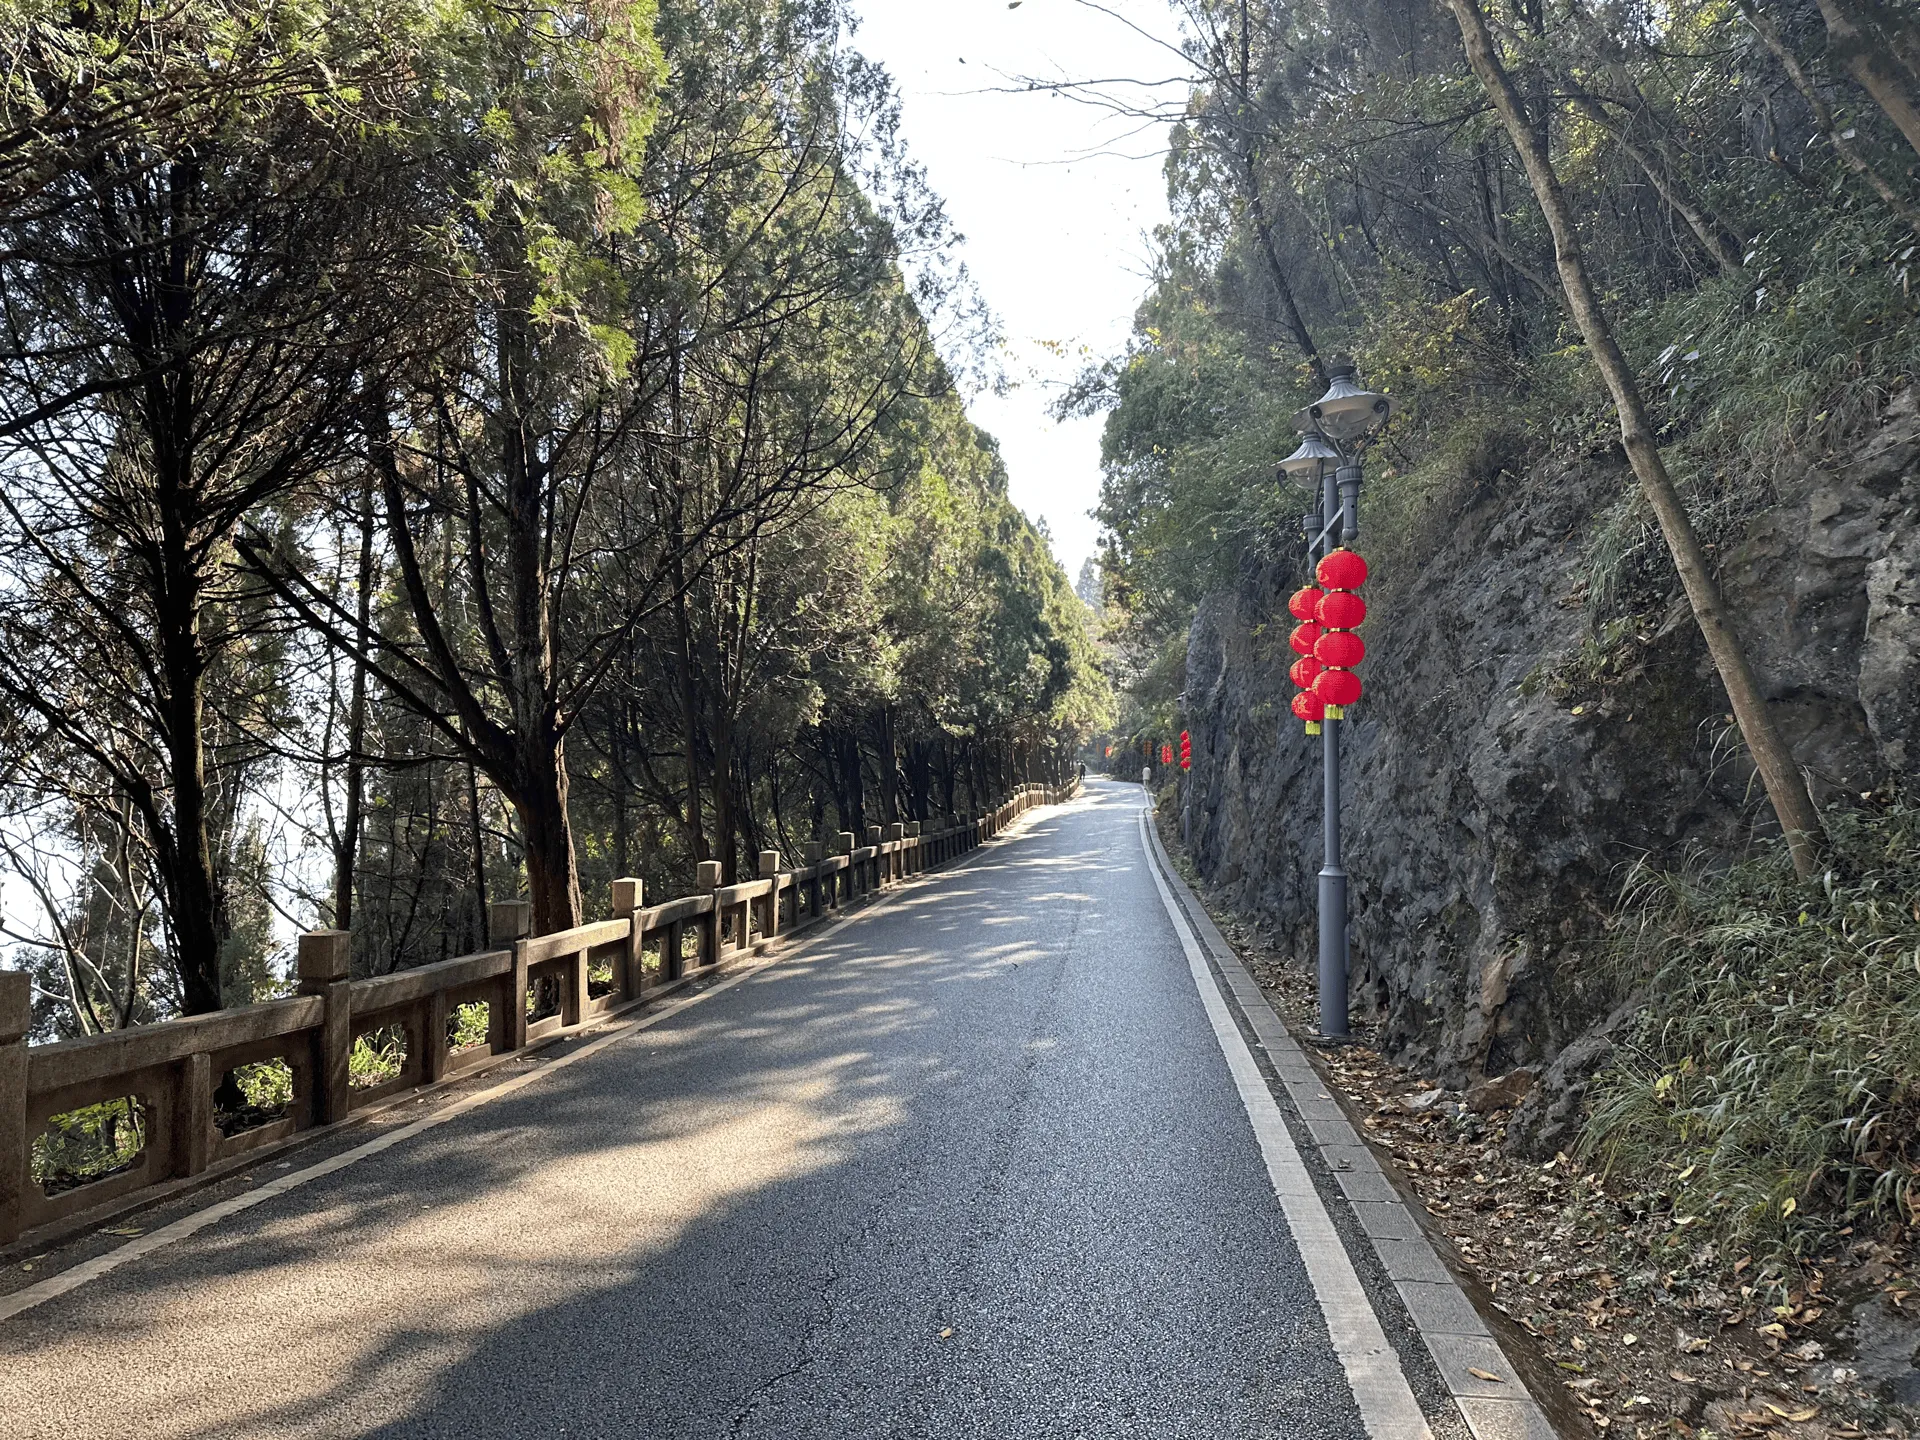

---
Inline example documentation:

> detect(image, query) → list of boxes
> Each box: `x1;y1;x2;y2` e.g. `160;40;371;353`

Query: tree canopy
0;0;1108;1036
1080;0;1920;791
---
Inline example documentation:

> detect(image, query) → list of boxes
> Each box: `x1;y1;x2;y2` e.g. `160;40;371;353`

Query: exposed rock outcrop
1177;396;1920;1099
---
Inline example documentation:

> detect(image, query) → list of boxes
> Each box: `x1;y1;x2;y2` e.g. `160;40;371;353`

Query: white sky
846;0;1189;585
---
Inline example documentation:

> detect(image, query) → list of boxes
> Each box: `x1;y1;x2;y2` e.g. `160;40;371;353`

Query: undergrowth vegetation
1585;807;1920;1260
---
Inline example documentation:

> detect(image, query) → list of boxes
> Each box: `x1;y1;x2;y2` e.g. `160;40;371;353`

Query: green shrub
449;1000;489;1052
1584;807;1920;1258
231;1058;293;1112
32;1097;146;1193
348;1024;408;1089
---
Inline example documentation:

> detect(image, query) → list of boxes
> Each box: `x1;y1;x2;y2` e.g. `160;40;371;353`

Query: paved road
0;782;1412;1439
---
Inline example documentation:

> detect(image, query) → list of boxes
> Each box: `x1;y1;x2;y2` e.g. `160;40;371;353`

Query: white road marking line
1138;807;1434;1440
1;826;1027;1326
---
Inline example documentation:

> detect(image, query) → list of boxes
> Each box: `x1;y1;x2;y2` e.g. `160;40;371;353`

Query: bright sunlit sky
846;0;1191;586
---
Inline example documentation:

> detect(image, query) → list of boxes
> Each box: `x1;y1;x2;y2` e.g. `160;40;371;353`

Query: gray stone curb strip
1140;800;1560;1440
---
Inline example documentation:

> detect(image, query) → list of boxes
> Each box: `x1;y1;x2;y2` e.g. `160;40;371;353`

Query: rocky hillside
1176;395;1920;1142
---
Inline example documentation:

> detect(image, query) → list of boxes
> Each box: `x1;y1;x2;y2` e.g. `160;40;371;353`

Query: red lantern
1315;590;1367;629
1288;657;1322;689
1160;742;1173;765
1289;622;1322;656
1314;631;1366;668
1316;549;1369;590
1179;730;1191;770
1314;669;1362;706
1291;691;1326;722
1288;586;1324;621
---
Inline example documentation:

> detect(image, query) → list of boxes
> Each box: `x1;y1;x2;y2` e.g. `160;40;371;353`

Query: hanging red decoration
1179;731;1191;770
1313;669;1362;706
1288;586;1324;621
1316;549;1369;590
1315;590;1367;629
1288;657;1322;689
1314;631;1366;668
1291;691;1325;722
1289;622;1322;656
1160;742;1173;765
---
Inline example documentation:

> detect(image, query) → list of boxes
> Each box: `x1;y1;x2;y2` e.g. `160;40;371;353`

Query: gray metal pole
1319;712;1349;1037
1317;464;1350;1038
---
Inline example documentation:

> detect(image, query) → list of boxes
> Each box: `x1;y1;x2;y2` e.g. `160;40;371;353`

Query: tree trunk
515;734;580;934
1241;157;1328;390
1449;0;1826;876
609;700;631;879
874;708;900;825
1224;0;1326;389
332;475;375;931
1737;0;1920;234
669;584;710;864
150;464;227;1013
1571;94;1744;275
836;729;865;834
466;756;488;949
712;700;739;883
1817;0;1920;162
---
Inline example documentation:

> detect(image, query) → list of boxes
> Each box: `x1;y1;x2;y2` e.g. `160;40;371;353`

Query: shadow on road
2;782;1365;1440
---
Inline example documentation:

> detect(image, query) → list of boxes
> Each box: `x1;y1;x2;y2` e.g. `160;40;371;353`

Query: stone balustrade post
613;878;644;998
696;861;722;965
490;902;532;1052
886;823;905;881
663;919;684;982
175;1052;212;1179
757;852;781;937
298;929;354;1126
423;978;450;1087
835;833;854;905
803;842;823;915
905;821;921;874
1;969;29;1246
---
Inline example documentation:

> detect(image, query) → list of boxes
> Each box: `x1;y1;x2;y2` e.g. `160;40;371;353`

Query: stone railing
0;780;1078;1249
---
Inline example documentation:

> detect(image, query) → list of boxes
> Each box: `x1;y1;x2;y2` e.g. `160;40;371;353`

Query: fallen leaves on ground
1189;887;1920;1440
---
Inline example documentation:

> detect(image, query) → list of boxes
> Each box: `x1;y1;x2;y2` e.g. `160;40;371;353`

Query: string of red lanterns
1287;549;1369;731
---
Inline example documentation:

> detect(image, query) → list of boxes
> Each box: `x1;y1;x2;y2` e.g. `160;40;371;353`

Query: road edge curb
1138;791;1561;1440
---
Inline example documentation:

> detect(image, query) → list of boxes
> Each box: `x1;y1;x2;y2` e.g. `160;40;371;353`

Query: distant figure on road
1141;765;1150;787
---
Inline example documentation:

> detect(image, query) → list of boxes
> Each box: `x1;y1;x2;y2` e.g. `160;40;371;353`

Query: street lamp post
1279;360;1390;1041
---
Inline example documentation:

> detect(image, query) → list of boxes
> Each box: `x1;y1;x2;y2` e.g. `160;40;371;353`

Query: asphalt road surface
0;781;1398;1439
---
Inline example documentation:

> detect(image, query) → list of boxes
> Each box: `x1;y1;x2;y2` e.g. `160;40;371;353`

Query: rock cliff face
1179;395;1920;1099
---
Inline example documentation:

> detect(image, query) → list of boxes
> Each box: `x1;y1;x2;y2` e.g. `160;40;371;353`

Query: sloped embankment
1178;394;1920;1152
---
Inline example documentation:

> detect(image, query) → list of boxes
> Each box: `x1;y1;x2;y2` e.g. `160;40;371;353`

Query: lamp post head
1279;428;1341;482
1292;359;1390;445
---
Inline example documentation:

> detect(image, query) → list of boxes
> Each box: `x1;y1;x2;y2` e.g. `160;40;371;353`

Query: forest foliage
0;0;1109;1038
1076;0;1920;751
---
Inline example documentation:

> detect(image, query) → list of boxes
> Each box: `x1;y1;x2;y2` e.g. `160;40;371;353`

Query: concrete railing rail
0;781;1078;1248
